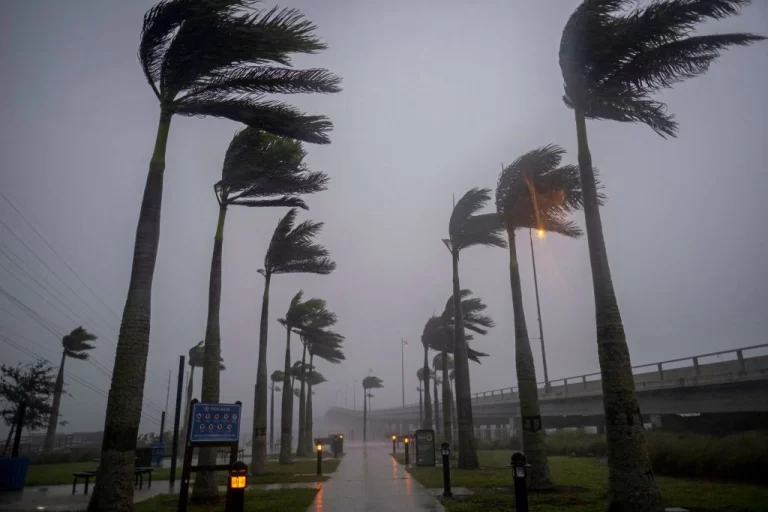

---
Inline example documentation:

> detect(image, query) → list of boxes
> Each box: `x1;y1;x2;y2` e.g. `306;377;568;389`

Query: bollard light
317;442;323;452
510;451;529;512
316;442;323;476
225;460;248;512
392;434;397;455
441;442;452;498
404;436;410;466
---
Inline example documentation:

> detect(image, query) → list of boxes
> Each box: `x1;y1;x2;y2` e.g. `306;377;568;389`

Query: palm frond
449;188;492;237
271;369;285;382
62;327;97;354
362;376;384;389
454;213;507;252
187;67;341;100
276;257;335;275
231;196;308;209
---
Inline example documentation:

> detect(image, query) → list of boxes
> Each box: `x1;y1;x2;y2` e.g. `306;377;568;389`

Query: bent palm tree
559;1;763;508
269;370;283;452
496;145;587;489
43;327;97;454
252;216;335;474
304;330;344;454
416;368;425;426
94;2;340;508
444;188;506;468
362;376;383;441
196;129;327;494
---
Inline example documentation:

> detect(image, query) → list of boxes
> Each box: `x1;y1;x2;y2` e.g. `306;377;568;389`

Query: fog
1;0;766;438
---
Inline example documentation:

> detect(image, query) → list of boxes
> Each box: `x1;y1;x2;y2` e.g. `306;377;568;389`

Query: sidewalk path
307;441;443;512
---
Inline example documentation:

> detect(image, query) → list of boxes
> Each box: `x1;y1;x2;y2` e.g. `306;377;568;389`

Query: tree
1;359;56;456
496;145;587;489
43;327;97;454
419;322;432;430
251;208;334;473
559;1;763;508
269;370;284;452
362;376;383;441
182;341;225;455
416;368;425;426
94;2;341;508
304;329;344;454
444;188;506;469
195;128;327;497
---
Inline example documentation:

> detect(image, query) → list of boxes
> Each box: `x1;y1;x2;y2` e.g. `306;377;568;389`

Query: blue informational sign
189;402;241;443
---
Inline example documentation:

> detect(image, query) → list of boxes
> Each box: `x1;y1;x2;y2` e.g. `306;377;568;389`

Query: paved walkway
307;441;443;512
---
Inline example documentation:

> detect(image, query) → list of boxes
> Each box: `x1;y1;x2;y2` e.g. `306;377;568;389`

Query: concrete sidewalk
307;441;443;512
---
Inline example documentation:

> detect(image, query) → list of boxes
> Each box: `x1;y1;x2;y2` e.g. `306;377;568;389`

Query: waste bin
0;457;30;491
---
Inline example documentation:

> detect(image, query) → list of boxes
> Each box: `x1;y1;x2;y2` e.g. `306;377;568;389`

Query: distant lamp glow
392;435;397;441
404;437;409;444
339;434;343;439
317;443;323;452
536;229;545;238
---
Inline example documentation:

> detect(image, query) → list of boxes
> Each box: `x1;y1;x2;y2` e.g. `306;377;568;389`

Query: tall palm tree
419;322;432;430
559;1;763;508
362;376;383;441
416;368;425;426
444;188;506;469
304;330;344;454
269;370;284;453
93;2;340;508
43;327;97;454
432;357;441;437
496;145;587;489
252;209;334;473
197;128;328;472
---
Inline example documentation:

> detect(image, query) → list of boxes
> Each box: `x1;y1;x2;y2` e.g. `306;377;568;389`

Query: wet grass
393;451;768;511
25;458;340;486
134;488;318;512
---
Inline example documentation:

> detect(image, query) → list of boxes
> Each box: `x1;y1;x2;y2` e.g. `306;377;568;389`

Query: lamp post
529;228;550;391
401;339;407;407
353;380;357;411
441;442;452;497
316;442;323;476
510;451;529;512
404;436;410;466
392;434;397;455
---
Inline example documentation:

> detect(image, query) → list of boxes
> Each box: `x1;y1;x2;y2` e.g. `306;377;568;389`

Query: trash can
0;457;30;491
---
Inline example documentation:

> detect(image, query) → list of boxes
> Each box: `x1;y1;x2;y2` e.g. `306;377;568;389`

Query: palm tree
304;330;344;454
419;323;432;430
269;370;284;453
362;376;383;441
416;368;425;426
182;341;225;458
496;145;587;489
93;2;340;508
43;327;97;454
303;367;329;454
252;210;334;473
559;1;763;508
198;128;328;466
444;188;506;469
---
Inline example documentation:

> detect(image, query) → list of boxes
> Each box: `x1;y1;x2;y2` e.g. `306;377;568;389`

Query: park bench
134;467;153;489
71;466;154;494
71;470;96;495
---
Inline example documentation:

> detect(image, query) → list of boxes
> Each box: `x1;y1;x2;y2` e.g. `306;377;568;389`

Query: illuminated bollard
441;442;452;497
225;460;247;512
510;451;529;512
316;442;323;476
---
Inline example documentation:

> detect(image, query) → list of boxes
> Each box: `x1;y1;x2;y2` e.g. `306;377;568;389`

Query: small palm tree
419;322;433;430
43;327;97;454
304;330;344;454
269;370;284;452
444;188;506;469
95;2;340;508
496;144;587;489
362;376;383;441
559;1;763;508
252;209;334;473
198;128;328;454
416;368;425;426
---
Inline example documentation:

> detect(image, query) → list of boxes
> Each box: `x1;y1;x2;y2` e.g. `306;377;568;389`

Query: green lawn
134;488;318;512
393;452;768;512
26;459;340;487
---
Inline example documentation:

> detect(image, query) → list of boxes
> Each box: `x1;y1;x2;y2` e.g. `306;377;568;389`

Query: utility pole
353;380;357;411
529;228;550;390
401;339;407;407
165;369;171;412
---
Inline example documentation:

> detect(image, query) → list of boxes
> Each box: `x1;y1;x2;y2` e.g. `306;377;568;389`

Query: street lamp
392;434;397;454
401;339;408;408
529;228;550;391
404;436;410;466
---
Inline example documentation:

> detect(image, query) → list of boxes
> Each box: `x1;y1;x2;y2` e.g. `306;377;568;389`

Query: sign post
178;399;243;512
414;429;436;467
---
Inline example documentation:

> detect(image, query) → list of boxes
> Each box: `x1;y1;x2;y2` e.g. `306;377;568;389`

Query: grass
25;458;340;487
134;488;318;512
393;451;768;511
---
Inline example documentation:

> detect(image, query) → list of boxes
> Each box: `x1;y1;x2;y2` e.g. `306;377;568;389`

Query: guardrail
364;343;768;414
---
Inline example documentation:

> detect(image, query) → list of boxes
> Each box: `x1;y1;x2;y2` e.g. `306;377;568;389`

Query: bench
72;471;96;495
134;467;153;489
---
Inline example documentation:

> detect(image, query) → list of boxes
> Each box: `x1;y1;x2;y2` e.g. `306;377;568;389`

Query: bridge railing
367;343;768;414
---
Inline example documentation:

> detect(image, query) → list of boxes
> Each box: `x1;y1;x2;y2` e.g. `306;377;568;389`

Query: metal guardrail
365;343;768;414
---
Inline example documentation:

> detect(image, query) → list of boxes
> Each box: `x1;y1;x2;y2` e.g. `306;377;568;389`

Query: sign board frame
190;402;241;443
178;399;242;512
414;428;436;467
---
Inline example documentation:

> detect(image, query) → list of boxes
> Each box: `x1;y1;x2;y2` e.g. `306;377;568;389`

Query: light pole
529;228;550;391
353;380;358;411
401;339;408;408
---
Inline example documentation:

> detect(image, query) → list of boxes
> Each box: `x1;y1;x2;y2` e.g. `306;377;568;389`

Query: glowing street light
536;228;545;238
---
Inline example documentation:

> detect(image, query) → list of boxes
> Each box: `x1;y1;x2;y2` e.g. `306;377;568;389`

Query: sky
1;1;767;438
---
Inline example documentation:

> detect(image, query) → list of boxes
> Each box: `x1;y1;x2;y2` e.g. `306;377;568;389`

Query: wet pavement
307;441;444;512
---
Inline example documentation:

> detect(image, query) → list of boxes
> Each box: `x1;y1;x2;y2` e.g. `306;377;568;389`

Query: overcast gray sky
1;1;767;437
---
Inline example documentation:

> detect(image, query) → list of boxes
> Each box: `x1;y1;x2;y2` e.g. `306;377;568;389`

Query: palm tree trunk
507;229;552;489
296;343;308;457
269;384;275;453
441;348;452;445
88;109;172;512
451;250;479;469
181;368;194;456
43;351;66;454
418;383;423;426
450;380;457;444
192;205;228;502
251;273;271;475
422;345;432;429
574;110;662;510
363;384;368;442
279;327;293;464
433;371;440;437
305;353;314;454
